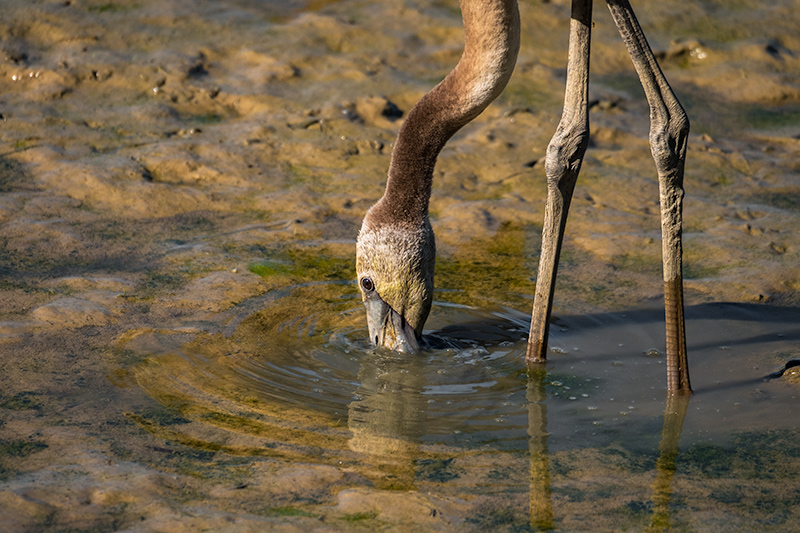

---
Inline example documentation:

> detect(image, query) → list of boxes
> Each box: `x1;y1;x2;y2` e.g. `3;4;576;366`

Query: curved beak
363;292;420;353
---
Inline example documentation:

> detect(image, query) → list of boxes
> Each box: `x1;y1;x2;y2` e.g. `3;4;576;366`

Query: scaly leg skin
526;0;592;364
606;0;691;394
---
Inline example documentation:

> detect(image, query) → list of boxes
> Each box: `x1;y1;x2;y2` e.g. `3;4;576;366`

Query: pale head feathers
356;211;435;337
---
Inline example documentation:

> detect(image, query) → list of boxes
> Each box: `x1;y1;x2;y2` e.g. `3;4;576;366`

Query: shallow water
2;0;800;530
115;283;800;529
127;288;800;455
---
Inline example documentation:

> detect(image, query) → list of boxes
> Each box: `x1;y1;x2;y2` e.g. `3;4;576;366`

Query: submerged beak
363;292;420;353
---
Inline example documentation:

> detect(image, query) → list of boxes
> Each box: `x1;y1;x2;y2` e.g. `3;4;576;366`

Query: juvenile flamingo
355;0;691;394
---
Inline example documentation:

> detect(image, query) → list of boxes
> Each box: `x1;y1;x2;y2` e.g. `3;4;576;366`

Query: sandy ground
1;0;800;530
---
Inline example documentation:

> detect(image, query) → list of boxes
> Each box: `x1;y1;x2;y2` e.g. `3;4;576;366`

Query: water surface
120;283;800;529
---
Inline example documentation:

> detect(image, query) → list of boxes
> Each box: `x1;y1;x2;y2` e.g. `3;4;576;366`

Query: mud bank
1;0;800;530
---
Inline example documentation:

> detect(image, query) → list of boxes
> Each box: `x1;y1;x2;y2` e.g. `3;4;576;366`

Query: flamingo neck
376;0;520;227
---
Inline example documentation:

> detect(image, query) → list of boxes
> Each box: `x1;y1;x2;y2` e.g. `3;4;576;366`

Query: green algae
248;260;293;278
265;506;318;518
436;221;537;309
613;252;661;277
248;247;354;284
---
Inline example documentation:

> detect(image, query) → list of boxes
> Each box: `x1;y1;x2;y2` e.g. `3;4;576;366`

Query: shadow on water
116;283;800;529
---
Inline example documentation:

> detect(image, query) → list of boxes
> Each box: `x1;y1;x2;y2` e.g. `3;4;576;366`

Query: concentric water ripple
121;283;800;491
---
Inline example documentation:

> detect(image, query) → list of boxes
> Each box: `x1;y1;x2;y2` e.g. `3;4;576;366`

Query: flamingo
355;0;691;394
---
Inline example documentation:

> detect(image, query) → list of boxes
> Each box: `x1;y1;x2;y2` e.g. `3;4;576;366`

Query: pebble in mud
31;297;114;327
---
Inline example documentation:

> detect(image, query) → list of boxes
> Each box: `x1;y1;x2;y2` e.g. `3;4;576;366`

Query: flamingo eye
360;277;375;292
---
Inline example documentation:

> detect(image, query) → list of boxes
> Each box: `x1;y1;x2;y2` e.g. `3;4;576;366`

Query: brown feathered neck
371;0;520;228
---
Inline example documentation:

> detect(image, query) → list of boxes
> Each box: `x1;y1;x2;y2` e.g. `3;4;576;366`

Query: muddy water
1;0;800;531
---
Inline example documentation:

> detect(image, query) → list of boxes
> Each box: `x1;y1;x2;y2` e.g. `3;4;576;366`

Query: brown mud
1;0;800;531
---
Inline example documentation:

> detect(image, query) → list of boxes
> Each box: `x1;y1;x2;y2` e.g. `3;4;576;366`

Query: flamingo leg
526;0;592;363
527;0;691;395
606;0;691;394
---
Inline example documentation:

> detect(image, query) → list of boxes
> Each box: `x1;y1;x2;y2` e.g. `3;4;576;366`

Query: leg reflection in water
527;366;690;531
527;366;554;530
648;393;691;531
347;353;427;490
346;352;690;523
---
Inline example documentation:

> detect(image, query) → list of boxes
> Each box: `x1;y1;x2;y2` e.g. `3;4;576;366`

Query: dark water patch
0;439;48;458
710;488;743;504
680;442;733;478
138;404;191;426
746;191;800;213
416;457;462;483
745;105;800;133
0;392;42;411
0;157;34;193
87;3;133;14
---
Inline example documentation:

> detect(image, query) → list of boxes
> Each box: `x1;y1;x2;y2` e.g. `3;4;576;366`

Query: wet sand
1;0;800;530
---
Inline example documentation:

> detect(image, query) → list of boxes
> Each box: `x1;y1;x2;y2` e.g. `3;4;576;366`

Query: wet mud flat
1;0;800;531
